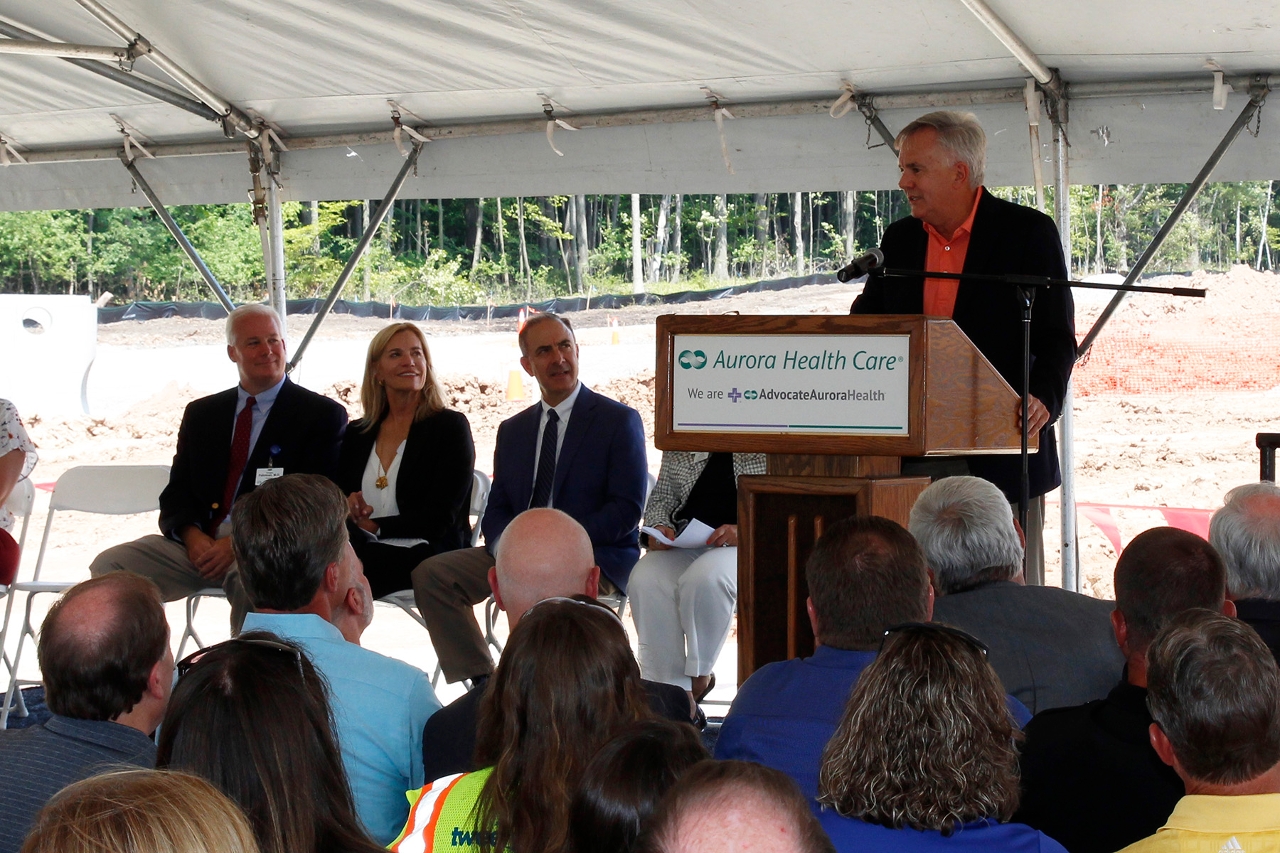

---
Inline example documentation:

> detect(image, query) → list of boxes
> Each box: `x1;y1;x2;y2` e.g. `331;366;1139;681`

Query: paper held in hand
641;519;716;549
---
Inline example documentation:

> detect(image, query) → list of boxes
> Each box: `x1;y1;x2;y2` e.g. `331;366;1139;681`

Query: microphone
835;248;885;282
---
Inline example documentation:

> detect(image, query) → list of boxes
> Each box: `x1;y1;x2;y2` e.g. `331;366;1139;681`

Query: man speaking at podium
850;110;1076;582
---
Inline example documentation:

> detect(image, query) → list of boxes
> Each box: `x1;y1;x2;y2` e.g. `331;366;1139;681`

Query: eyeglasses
176;636;305;680
881;622;989;657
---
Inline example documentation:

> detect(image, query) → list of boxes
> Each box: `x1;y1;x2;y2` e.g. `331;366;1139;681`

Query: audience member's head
156;633;383;853
492;508;599;625
474;598;652;853
1146;609;1280;791
817;623;1020;833
21;769;260;853
636;760;836;853
38;572;172;735
1113;527;1229;672
1209;482;1280;600
571;720;710;853
804;515;931;650
232;473;372;641
909;476;1023;594
359;321;445;428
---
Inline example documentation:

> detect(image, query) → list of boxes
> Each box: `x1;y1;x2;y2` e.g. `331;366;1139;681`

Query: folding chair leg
1;594;39;729
177;595;206;660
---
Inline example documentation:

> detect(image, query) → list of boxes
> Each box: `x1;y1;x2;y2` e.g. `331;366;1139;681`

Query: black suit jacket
851;190;1077;498
421;678;696;782
1015;678;1183;853
337;409;476;553
158;378;347;537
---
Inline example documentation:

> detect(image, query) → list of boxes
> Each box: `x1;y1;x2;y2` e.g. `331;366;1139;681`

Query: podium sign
671;334;911;436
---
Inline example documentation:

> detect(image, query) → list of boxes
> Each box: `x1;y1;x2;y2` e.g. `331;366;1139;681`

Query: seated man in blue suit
411;312;647;685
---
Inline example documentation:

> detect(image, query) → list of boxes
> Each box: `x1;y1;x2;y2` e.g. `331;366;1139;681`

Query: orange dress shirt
922;186;983;318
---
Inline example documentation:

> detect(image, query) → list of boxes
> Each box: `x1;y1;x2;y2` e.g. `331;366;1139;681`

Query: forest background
1;181;1277;306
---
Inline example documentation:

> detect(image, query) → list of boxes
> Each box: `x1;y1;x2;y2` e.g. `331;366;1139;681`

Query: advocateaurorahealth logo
678;350;707;369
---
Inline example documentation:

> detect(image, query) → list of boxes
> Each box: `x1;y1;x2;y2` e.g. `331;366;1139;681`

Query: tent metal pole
1077;83;1270;357
288;141;424;373
0;39;133;61
0;20;220;122
956;0;1060;96
120;152;234;312
71;0;257;137
267;180;287;333
1051;118;1080;592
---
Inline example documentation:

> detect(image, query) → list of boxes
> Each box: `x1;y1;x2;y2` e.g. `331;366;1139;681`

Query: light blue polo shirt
241;612;440;845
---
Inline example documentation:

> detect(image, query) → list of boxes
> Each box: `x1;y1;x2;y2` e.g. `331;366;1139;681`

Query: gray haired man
909;475;1122;714
1209;481;1280;661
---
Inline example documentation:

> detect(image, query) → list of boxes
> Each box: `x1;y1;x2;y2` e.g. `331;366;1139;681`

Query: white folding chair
379;469;493;687
0;465;170;728
0;478;36;720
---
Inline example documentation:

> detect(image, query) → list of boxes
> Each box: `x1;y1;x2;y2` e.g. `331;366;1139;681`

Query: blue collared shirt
819;814;1068;853
240;612;441;845
715;645;1031;801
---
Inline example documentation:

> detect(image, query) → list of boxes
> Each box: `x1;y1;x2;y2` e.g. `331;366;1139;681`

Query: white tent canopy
0;0;1278;210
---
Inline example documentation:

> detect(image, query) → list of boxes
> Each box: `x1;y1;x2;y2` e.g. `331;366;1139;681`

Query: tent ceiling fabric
0;0;1278;209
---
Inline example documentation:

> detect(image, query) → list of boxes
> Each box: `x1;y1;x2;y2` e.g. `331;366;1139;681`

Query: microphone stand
868;267;1205;565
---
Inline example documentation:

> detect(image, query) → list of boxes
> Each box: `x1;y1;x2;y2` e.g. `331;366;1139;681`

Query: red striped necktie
211;396;255;532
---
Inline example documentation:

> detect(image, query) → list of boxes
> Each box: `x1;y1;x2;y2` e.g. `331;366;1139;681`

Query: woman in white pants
629;451;766;700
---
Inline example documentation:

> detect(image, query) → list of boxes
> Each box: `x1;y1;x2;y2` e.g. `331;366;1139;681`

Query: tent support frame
287;141;425;373
119;151;234;312
1078;78;1271;357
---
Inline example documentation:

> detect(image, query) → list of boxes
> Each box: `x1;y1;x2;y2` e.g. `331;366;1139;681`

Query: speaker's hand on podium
1015;395;1050;435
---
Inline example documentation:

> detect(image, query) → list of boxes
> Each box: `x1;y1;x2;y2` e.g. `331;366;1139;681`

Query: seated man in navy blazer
90;303;347;630
411;312;647;685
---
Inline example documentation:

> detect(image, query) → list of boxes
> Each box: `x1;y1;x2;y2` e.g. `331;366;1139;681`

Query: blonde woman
21;768;259;853
337;323;475;598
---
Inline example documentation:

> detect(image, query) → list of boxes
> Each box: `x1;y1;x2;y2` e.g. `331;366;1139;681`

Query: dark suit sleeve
158;401;204;538
1025;217;1077;424
376;412;476;544
295;396;347;480
574;406;647;549
480;419;517;548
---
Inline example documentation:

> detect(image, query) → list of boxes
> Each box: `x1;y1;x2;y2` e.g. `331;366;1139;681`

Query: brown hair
156;633;384;853
817;625;1021;833
1147;609;1280;785
473;598;652;853
21;769;260;853
359;322;445;430
805;515;930;650
39;572;168;721
1114;527;1226;653
636;760;835;853
518;312;574;356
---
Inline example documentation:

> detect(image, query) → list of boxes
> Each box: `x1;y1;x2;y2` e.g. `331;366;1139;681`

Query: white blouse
0;399;37;533
360;441;426;548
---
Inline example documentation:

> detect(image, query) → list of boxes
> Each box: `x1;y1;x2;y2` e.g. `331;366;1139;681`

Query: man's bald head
637;760;835;853
39;572;169;721
492;508;598;624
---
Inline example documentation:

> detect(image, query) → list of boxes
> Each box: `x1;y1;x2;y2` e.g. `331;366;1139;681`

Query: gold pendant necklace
375;475;388;489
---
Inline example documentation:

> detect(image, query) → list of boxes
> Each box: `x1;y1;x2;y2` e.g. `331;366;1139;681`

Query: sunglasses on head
176;636;305;680
881;622;989;657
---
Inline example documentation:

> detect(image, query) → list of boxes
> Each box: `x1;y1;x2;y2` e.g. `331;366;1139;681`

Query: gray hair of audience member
635;760;836;853
517;311;574;356
38;572;168;721
908;476;1023;594
224;303;282;346
895;111;987;188
817;625;1020;833
1147;608;1280;785
805;515;931;650
231;473;349;611
21;768;260;853
1114;527;1226;653
1208;481;1280;599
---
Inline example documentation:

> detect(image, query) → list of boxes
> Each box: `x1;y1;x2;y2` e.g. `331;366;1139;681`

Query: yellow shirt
1119;793;1280;853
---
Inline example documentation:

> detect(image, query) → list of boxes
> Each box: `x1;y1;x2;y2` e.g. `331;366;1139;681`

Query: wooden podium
654;315;1030;682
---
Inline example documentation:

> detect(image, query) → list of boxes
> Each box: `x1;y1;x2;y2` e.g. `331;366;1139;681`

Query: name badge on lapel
255;468;284;485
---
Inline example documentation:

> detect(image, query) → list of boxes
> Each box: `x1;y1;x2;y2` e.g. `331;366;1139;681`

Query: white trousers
628;545;737;690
